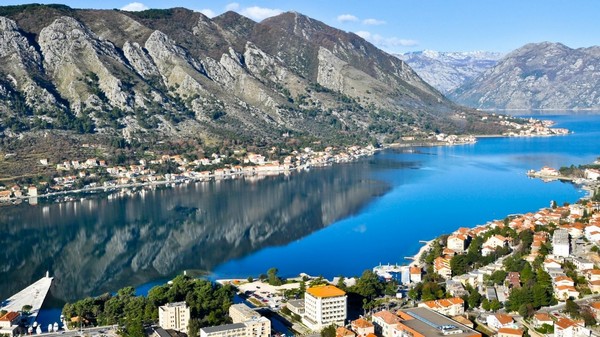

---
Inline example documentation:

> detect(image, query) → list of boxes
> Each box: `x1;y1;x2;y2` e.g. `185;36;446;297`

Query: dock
1;272;53;325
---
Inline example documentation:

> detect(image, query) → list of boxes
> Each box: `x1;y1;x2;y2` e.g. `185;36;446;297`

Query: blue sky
3;0;599;54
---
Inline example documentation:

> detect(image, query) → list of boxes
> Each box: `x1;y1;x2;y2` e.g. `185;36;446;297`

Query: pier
1;272;53;325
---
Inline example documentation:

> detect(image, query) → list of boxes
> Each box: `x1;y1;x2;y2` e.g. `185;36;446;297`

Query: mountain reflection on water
0;159;397;302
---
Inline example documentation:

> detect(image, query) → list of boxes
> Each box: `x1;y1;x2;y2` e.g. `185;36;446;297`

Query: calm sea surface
2;113;599;320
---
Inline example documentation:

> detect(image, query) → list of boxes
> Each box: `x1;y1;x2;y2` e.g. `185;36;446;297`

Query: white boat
28;327;33;334
36;326;41;334
33;322;38;328
54;322;59;331
48;324;53;332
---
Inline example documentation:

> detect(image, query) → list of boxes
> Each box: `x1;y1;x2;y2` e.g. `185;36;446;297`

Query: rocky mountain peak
451;42;600;110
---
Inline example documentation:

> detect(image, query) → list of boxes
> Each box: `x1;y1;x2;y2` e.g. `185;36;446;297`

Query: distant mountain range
397;50;503;94
450;42;600;110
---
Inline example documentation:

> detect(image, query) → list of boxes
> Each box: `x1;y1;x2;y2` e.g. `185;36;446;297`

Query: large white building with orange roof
303;285;347;331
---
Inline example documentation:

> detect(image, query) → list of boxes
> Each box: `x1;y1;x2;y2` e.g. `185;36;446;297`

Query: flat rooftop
201;323;245;334
400;308;481;337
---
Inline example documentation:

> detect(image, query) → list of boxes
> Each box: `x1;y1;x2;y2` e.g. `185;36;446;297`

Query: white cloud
240;6;283;21
354;30;418;50
362;18;386;25
198;8;216;18
225;2;240;11
337;14;359;23
121;2;148;11
355;31;371;39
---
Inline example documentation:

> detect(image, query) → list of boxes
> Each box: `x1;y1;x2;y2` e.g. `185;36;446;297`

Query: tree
188;318;200;337
353;270;384;301
267;268;282;286
336;276;347;291
489;299;502;311
450;255;468;276
488;270;507;285
321;324;336;337
565;299;580;318
468;290;482;309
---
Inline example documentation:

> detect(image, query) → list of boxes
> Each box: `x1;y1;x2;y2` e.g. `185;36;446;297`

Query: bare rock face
451;42;600;110
0;16;62;112
397;50;503;94
123;41;160;80
0;5;506;147
39;16;131;112
144;30;207;98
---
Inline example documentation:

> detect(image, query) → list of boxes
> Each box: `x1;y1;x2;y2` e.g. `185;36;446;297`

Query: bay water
1;113;598;325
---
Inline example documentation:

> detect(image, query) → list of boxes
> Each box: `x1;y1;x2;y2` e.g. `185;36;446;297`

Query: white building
302;285;347;331
418;297;464;316
200;305;270;337
553;229;570;258
158;302;190;334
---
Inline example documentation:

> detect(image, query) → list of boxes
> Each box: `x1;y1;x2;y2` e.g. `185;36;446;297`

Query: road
38;325;118;337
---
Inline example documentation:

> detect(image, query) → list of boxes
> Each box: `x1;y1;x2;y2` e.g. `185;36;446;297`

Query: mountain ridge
0;5;518;179
397;50;503;94
450;41;600;110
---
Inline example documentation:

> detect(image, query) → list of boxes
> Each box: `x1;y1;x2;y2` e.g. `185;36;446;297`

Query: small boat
28;327;33;334
48;324;53;332
36;326;41;334
33;322;38;328
54;322;59;331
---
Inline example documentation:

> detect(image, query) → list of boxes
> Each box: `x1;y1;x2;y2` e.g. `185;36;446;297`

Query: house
0;190;11;201
486;313;515;330
409;266;422;283
544;258;562;272
350;318;374;337
555;285;580;301
533;313;554;328
286;299;305;316
554;276;575;287
554;317;591;337
506;272;521;288
372;310;401;337
497;328;523;337
553;229;570;257
0;311;21;336
585;224;600;241
484;235;508;249
589;302;600;319
540;166;560;176
572;257;594;271
418;297;464;316
28;186;38;197
585;168;600;181
588;280;600;293
447;234;469;253
585;269;600;282
336;327;356;337
434;257;452;279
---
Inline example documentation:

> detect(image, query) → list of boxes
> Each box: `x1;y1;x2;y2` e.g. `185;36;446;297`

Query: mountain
0;5;514;177
397;50;503;94
450;42;600;110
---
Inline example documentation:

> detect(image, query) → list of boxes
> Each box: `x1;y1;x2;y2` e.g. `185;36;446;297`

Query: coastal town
0;116;567;207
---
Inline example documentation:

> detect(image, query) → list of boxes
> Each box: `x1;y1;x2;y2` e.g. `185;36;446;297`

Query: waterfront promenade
0;273;53;324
